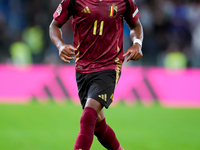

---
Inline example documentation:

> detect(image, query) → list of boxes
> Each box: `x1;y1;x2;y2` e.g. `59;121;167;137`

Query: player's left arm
123;19;144;62
123;0;144;62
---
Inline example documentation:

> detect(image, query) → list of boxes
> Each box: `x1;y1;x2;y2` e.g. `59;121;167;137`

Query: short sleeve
124;0;139;27
53;0;73;24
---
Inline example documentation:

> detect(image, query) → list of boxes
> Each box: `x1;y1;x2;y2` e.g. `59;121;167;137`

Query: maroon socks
94;118;123;150
74;107;123;150
74;107;98;150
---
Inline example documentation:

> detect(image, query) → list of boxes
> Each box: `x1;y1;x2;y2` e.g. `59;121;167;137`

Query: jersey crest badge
56;3;62;16
109;4;117;18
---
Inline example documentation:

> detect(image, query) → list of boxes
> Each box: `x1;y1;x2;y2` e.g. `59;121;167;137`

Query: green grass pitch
0;101;200;150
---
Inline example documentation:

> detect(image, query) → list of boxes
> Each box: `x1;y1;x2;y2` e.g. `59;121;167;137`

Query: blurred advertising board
0;65;199;107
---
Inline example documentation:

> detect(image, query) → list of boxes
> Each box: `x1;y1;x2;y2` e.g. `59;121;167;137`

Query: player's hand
58;44;77;63
123;44;143;62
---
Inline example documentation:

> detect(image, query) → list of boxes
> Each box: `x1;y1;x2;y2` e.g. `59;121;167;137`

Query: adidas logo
81;6;91;13
98;94;107;101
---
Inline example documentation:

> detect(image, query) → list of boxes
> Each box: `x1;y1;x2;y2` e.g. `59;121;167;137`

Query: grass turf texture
0;101;200;150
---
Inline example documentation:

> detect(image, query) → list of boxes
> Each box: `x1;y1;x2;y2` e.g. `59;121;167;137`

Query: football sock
74;107;98;150
117;145;124;150
94;118;123;150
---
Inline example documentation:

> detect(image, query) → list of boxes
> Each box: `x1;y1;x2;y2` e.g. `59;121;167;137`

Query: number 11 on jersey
93;20;104;35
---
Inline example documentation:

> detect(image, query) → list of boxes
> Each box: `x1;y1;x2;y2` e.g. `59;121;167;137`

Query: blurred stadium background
0;0;200;149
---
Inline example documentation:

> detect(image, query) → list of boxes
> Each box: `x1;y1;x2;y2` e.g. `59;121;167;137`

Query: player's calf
74;107;98;150
94;118;124;150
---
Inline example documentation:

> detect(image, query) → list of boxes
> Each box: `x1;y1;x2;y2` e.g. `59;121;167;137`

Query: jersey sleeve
124;0;139;27
53;0;74;24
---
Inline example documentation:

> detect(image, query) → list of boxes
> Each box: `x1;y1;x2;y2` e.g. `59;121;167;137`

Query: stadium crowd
0;0;200;67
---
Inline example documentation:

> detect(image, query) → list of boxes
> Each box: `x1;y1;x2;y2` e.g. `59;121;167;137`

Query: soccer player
49;0;143;149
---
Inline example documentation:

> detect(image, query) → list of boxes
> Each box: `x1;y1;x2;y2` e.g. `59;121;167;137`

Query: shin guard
74;107;97;150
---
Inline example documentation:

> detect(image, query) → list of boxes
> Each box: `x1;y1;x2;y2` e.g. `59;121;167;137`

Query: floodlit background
0;0;200;67
0;0;200;150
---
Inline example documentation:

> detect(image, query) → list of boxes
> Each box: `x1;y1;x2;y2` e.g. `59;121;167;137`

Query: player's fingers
60;45;76;56
126;56;132;62
136;52;143;60
64;50;75;55
132;50;141;60
126;53;134;62
69;50;75;55
67;56;74;60
123;51;130;57
134;52;143;61
61;49;69;55
131;52;138;60
134;55;139;61
63;55;74;60
60;56;70;63
68;45;77;51
60;53;74;61
136;54;142;60
60;52;75;61
61;49;75;56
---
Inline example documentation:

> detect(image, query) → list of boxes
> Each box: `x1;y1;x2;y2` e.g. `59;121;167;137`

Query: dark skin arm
49;19;143;63
123;19;143;62
49;19;77;63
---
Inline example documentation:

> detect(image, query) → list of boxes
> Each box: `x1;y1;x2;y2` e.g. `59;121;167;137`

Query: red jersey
54;0;139;73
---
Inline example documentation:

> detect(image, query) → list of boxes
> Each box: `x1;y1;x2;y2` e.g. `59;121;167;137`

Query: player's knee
85;98;103;113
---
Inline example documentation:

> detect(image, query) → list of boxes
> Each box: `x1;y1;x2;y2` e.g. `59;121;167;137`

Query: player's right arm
49;0;76;63
49;19;76;63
